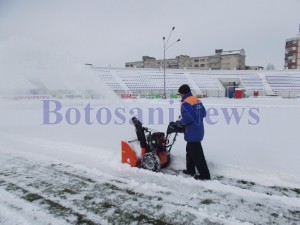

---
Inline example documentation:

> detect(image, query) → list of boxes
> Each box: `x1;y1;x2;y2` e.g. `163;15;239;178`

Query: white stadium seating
91;67;300;98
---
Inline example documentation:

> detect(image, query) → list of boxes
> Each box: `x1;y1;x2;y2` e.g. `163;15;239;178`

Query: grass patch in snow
201;199;213;205
292;188;300;194
237;180;255;186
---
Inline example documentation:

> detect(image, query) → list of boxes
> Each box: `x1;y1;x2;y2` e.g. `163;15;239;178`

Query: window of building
286;40;297;45
200;64;205;67
194;64;199;67
194;59;199;62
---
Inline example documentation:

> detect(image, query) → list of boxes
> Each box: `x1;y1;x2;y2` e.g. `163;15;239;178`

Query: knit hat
178;84;191;95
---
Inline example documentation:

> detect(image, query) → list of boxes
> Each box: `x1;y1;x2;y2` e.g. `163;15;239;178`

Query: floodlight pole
163;36;166;99
163;27;180;99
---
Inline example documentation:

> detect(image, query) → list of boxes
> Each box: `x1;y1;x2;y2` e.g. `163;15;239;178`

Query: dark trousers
186;142;210;179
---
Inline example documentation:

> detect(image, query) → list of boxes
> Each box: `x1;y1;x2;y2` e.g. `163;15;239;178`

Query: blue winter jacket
179;92;206;142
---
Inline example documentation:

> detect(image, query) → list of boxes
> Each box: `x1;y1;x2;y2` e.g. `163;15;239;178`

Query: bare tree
266;63;275;70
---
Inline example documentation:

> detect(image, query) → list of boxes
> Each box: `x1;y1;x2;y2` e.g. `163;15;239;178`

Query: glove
167;121;185;135
175;120;185;133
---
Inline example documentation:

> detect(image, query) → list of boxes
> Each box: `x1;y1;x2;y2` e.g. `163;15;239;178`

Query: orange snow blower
121;117;184;172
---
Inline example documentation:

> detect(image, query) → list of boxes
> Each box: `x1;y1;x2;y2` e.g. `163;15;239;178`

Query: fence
116;89;300;99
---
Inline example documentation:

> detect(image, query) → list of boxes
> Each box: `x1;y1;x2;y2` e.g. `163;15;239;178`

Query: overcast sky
0;0;299;70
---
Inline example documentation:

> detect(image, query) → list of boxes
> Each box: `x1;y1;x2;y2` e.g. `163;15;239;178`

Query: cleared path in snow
1;153;300;225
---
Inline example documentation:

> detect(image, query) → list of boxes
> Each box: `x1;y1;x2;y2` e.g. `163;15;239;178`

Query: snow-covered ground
1;97;300;225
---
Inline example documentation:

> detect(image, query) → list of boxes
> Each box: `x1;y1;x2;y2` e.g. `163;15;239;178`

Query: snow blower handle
166;121;185;135
131;117;148;131
131;117;149;150
165;121;185;152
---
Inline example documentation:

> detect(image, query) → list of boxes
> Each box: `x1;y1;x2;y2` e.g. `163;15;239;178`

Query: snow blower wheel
141;153;161;172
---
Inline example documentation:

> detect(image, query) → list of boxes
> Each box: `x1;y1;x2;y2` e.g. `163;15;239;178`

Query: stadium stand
92;67;125;92
91;67;300;98
265;71;300;97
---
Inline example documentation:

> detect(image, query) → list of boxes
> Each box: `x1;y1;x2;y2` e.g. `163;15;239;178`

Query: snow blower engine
121;117;184;172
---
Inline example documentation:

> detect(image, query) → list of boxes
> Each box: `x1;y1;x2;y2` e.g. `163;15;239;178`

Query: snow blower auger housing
121;117;184;172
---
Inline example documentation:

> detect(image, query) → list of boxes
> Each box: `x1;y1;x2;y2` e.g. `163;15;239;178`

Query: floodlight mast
162;27;180;99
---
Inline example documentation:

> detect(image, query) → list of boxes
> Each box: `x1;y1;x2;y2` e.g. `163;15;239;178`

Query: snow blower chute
121;117;184;172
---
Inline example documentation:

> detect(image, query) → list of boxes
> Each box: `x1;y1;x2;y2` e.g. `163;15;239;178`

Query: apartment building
285;34;300;69
125;49;246;70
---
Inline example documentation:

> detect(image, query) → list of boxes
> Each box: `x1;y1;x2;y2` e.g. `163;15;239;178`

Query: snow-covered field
1;97;300;225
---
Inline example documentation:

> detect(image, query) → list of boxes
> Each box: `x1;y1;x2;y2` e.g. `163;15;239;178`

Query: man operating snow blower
177;84;211;180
